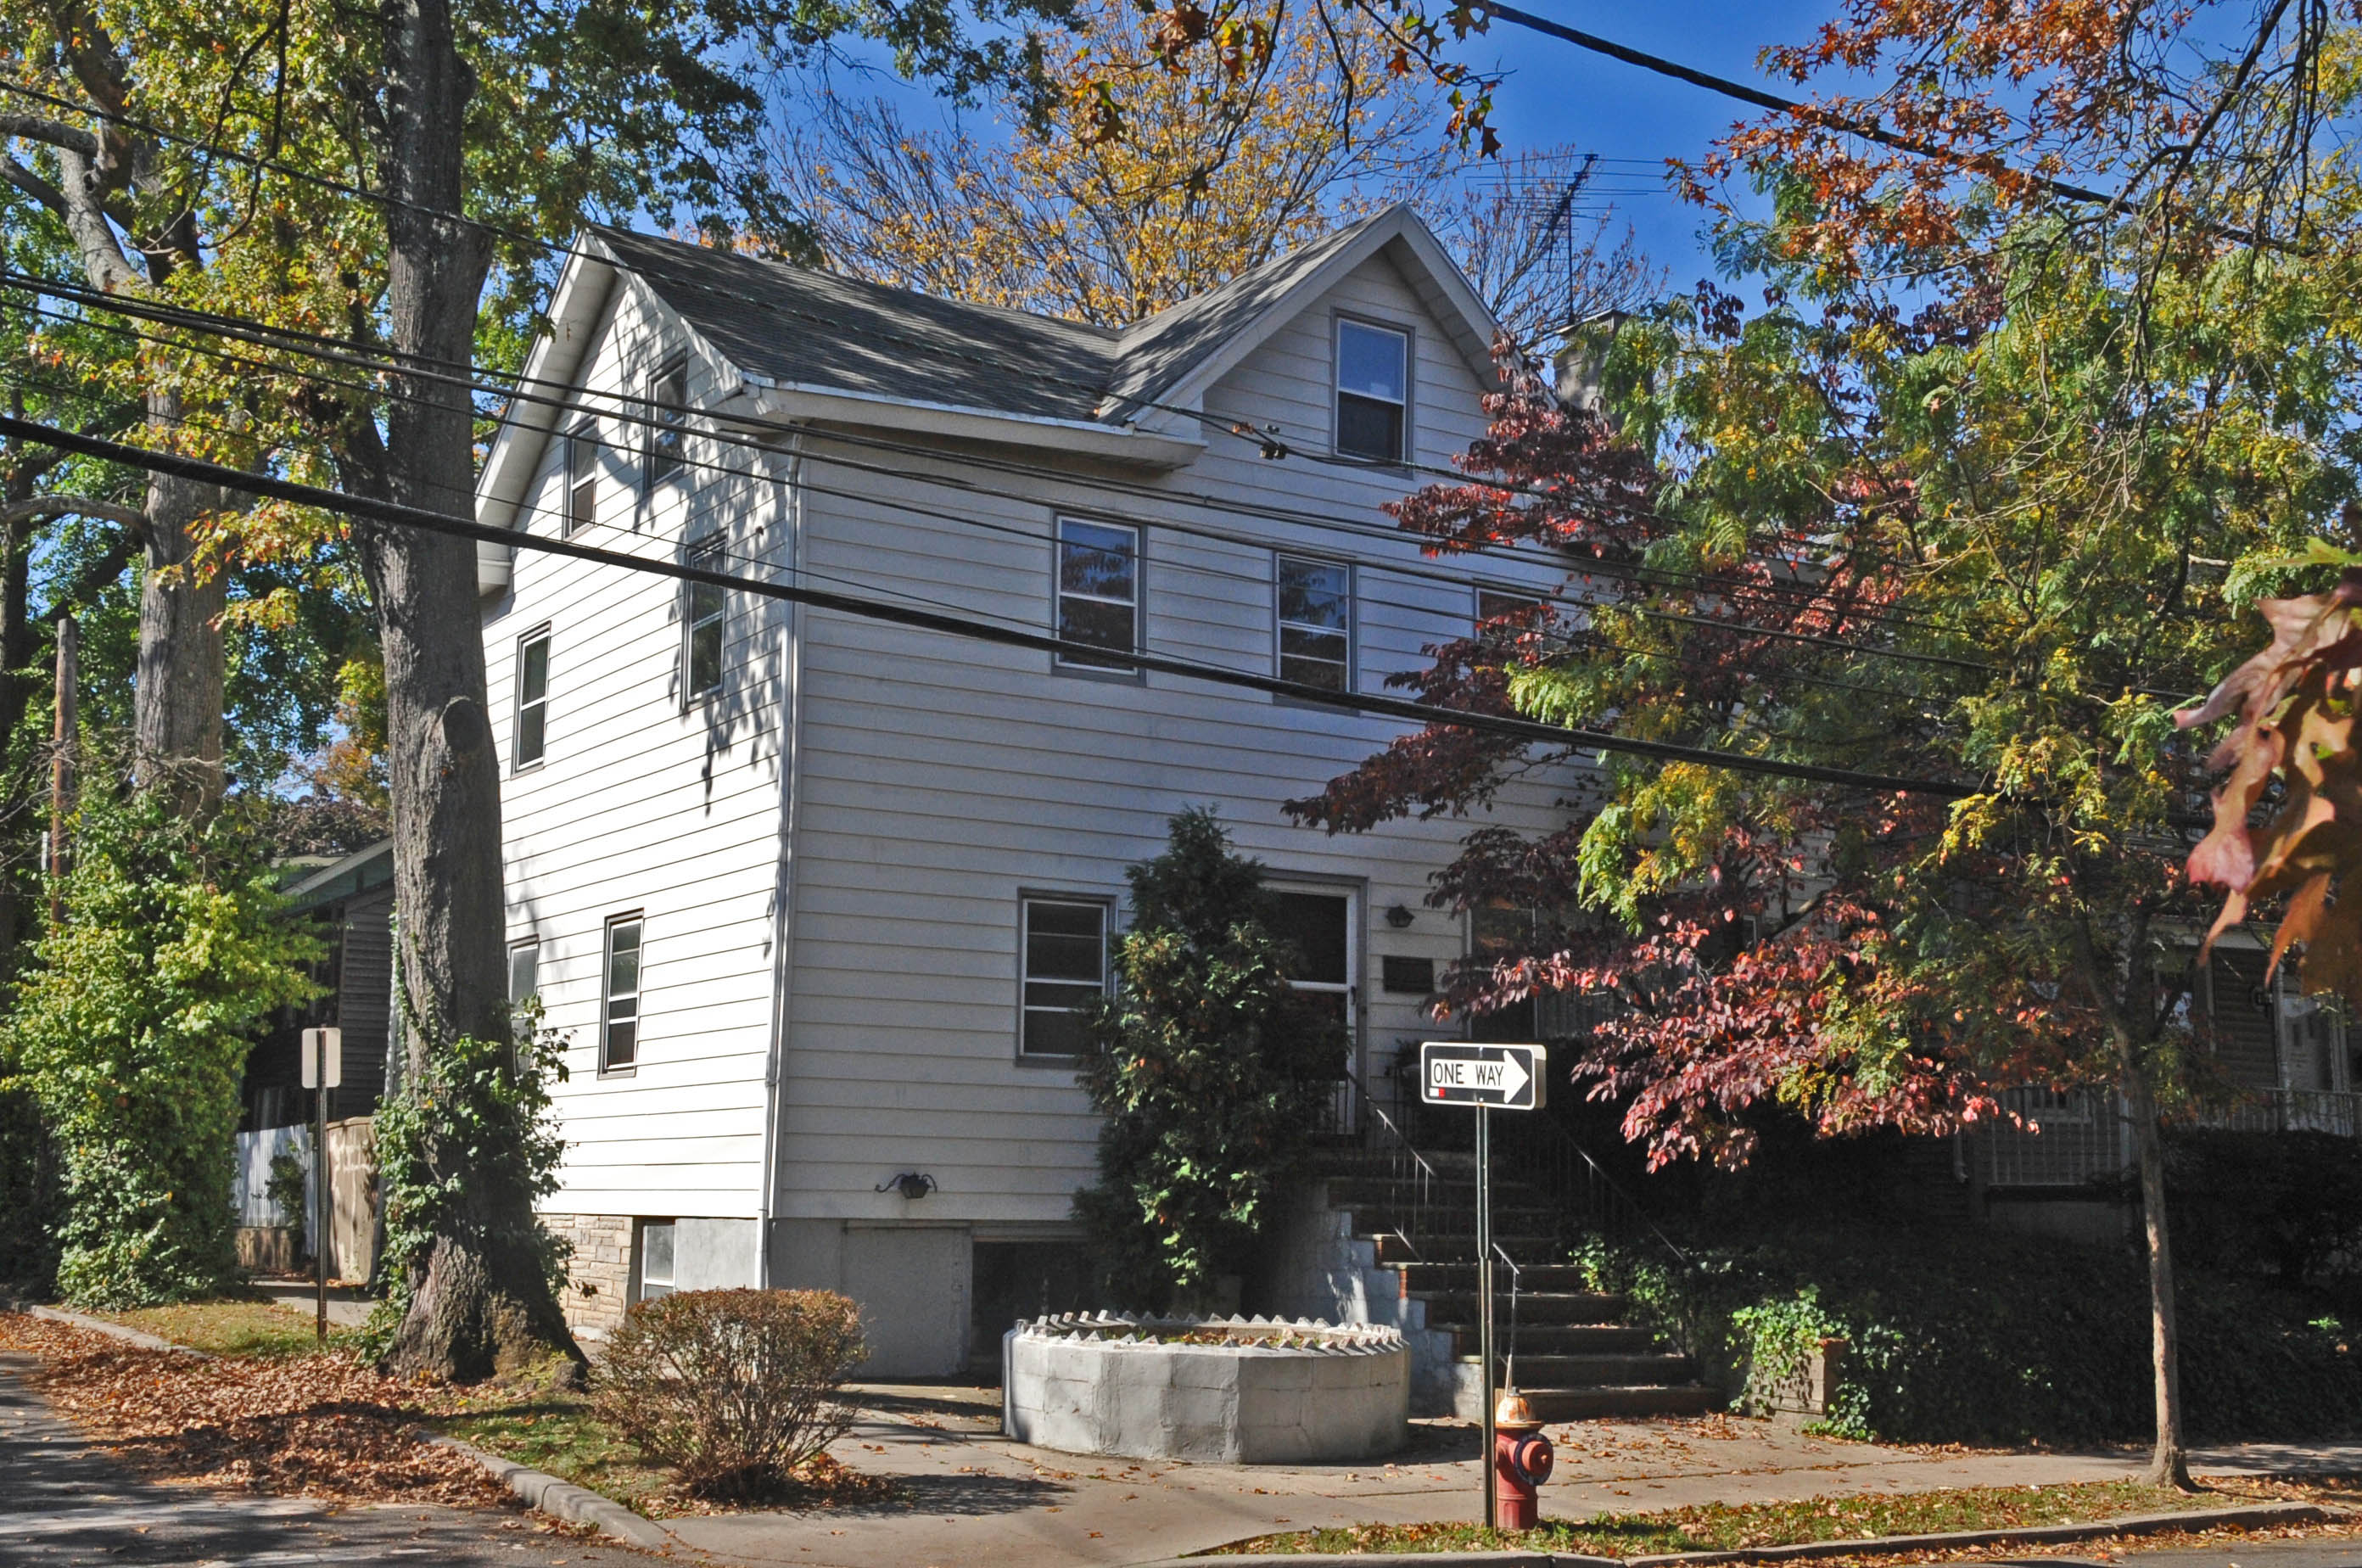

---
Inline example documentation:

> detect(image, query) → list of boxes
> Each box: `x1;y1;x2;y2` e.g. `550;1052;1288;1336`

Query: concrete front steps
1306;1154;1716;1422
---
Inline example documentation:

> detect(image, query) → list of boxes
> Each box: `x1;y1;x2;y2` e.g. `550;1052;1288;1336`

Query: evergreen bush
594;1287;865;1498
0;792;319;1307
1072;809;1348;1308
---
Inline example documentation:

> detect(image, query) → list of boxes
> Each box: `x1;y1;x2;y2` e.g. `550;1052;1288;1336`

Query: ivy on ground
0;791;319;1307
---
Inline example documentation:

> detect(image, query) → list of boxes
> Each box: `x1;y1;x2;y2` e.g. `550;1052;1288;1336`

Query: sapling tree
1075;809;1346;1308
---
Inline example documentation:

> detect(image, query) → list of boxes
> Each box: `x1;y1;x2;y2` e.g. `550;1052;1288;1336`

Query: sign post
301;1026;342;1345
1419;1041;1546;1532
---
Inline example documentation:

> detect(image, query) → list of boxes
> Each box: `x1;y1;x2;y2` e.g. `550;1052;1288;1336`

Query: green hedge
1576;1224;2362;1446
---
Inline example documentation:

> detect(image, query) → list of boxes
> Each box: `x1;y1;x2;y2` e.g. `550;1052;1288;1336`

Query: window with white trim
564;424;596;536
508;937;540;1038
1021;897;1108;1056
1055;519;1139;671
1276;554;1352;692
636;1218;675;1301
646;356;687;487
684;535;725;699
513;626;551;770
602;915;642;1073
1335;320;1408;462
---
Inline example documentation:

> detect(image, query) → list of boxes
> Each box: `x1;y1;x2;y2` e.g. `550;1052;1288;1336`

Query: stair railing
1495;1105;1691;1270
1337;1058;1443;1263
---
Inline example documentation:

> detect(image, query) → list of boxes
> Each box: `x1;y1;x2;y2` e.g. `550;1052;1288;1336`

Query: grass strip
1209;1481;2241;1556
89;1296;360;1358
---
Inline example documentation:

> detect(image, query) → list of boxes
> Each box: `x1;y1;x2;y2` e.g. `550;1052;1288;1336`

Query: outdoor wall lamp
1385;904;1416;929
876;1172;938;1201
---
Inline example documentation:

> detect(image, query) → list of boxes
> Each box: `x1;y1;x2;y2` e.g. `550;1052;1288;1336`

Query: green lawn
1211;1480;2230;1556
426;1397;681;1516
91;1296;358;1358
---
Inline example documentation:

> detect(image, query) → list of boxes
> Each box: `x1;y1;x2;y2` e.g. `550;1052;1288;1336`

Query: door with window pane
1267;886;1358;1132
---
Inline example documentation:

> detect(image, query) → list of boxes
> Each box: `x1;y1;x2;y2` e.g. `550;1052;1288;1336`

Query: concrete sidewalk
663;1385;2362;1568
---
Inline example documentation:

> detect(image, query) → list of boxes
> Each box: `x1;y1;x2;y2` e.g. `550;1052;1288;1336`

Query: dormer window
1335;320;1408;462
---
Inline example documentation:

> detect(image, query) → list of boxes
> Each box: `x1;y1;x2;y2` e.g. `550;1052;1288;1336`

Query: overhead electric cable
0;406;1987;800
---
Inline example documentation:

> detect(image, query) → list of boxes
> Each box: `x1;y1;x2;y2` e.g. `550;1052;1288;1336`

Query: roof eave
746;377;1205;470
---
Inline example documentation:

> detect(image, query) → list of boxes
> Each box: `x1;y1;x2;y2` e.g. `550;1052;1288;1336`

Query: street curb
422;1431;677;1552
1139;1498;2354;1566
28;1305;207;1355
21;1302;669;1553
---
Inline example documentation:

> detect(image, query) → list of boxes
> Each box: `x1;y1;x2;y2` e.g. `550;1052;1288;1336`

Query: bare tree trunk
366;0;580;1382
2117;1034;2193;1489
132;389;225;812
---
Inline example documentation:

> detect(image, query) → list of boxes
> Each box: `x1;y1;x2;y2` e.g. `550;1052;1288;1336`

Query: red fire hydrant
1492;1389;1554;1530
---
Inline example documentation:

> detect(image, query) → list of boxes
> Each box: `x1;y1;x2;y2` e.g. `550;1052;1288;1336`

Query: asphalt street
0;1358;647;1568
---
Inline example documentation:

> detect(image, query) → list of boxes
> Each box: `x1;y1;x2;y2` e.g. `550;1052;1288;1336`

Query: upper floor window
684;535;725;700
508;937;540;1037
646;356;688;487
1335;320;1408;462
1276;554;1352;692
1055;518;1139;672
564;424;597;536
1021;897;1108;1056
513;626;551;770
602;914;643;1073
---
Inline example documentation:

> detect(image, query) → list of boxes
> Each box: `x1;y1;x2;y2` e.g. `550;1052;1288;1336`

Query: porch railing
2186;1086;2362;1139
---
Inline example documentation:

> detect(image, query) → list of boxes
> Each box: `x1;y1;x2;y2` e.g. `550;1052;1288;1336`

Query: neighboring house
473;206;1581;1372
243;840;396;1132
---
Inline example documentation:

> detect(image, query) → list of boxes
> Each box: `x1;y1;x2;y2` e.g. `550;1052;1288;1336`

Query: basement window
636;1219;675;1301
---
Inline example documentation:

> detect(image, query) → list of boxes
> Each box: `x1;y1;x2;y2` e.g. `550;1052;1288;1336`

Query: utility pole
48;616;76;926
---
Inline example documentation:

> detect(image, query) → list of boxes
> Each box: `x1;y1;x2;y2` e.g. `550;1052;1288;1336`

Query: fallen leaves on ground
0;1312;509;1507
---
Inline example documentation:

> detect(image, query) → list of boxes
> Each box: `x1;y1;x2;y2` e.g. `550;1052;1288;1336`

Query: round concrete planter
1001;1313;1409;1464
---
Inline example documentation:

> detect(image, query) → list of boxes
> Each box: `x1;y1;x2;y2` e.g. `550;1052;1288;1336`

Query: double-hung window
1020;897;1108;1057
508;937;540;1038
513;626;551;770
602;915;643;1073
1276;554;1352;692
564;424;597;536
1335;320;1408;462
684;535;725;700
1055;518;1139;671
646;356;688;487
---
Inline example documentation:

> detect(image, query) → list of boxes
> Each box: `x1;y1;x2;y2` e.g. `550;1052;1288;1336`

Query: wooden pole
48;615;75;927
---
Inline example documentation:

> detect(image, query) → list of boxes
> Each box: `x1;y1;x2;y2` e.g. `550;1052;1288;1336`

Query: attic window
1335;320;1408;462
646;356;688;486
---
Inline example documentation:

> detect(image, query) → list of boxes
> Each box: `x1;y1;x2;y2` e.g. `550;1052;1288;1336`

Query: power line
0;406;1986;800
0;271;2018;679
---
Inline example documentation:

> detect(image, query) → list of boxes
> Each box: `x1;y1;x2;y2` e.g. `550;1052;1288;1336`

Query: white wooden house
472;206;1584;1374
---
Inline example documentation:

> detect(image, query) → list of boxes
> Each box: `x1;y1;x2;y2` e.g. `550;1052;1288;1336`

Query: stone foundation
1003;1313;1408;1464
544;1213;632;1341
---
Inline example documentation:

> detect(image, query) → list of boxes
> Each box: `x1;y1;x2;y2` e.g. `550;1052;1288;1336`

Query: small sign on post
301;1027;341;1343
1419;1041;1548;1532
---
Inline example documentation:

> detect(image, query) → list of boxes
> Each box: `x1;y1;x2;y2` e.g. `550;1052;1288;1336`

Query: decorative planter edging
1002;1311;1408;1464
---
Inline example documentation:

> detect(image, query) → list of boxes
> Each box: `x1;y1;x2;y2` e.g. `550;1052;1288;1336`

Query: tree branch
0;493;147;533
0;113;98;158
0;154;69;218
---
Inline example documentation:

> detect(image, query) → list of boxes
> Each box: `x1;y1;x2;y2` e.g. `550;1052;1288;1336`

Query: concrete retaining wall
1003;1314;1408;1464
1258;1179;1458;1416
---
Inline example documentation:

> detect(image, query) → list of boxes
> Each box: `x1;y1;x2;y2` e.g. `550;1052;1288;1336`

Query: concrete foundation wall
1257;1180;1457;1416
772;1218;973;1378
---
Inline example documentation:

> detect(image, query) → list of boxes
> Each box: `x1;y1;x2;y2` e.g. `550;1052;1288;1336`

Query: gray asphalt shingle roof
590;208;1401;429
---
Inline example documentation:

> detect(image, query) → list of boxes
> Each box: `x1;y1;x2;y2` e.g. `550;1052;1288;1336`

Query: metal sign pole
1477;1101;1496;1532
315;1031;328;1347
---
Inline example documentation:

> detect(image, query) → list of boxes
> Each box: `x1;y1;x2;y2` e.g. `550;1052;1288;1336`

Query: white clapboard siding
487;275;789;1220
774;250;1580;1224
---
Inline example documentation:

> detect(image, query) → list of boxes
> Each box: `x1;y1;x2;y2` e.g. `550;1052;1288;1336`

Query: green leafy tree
0;786;318;1306
1074;809;1346;1308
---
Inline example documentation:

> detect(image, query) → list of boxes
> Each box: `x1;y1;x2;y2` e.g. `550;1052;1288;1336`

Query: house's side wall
772;246;1581;1374
484;274;792;1336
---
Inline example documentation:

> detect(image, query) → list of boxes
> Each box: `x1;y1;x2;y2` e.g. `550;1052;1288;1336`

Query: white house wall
485;273;790;1232
772;244;1576;1236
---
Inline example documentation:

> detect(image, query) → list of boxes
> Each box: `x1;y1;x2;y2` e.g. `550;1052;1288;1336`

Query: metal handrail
1494;1099;1693;1271
1336;1058;1445;1263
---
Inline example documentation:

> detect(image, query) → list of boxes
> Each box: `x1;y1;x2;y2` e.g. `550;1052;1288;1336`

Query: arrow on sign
1418;1041;1548;1111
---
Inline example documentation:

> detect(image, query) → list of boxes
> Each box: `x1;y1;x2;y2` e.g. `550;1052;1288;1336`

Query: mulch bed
0;1311;512;1508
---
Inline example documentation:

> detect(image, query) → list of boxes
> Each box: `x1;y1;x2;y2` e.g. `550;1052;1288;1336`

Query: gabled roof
475;204;1502;560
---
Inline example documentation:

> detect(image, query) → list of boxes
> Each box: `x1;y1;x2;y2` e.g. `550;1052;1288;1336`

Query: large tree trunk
2117;1035;2192;1489
367;0;580;1382
132;390;225;813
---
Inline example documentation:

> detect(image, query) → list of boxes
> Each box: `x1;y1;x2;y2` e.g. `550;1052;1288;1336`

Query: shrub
594;1288;865;1498
266;1152;310;1235
1073;809;1348;1308
1576;1223;2362;1445
2165;1129;2362;1288
0;791;320;1307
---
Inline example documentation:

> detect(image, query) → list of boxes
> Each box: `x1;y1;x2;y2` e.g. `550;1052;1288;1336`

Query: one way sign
1419;1042;1548;1111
